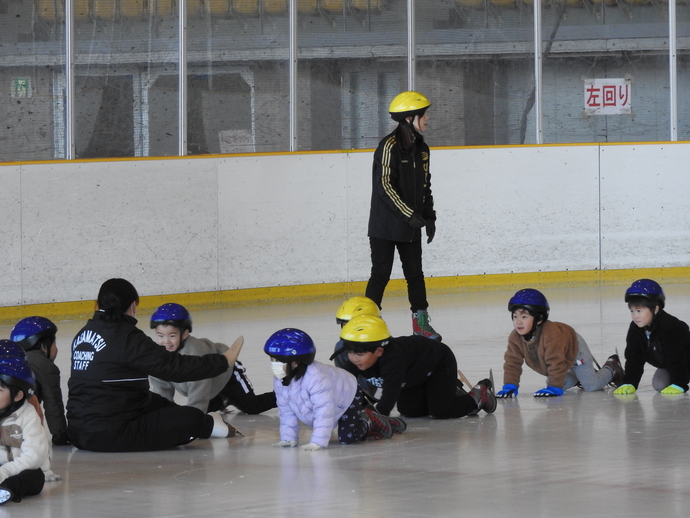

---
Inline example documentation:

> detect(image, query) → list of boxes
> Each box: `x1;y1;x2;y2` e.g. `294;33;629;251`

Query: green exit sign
12;78;32;98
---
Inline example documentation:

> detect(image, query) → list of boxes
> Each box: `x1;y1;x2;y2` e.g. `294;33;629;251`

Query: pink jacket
274;361;358;448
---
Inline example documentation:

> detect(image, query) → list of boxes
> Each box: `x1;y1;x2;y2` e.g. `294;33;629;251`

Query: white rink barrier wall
1;142;689;308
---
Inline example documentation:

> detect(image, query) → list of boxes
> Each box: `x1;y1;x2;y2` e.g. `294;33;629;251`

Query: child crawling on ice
264;328;405;450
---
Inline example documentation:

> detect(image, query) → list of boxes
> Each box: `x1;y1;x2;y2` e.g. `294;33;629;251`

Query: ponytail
282;362;307;386
395;118;423;151
96;278;139;322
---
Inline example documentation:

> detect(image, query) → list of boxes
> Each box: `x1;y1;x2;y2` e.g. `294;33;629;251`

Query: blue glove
533;386;564;397
496;383;519;398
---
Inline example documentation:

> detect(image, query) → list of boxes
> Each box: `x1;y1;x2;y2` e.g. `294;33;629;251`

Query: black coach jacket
368;130;436;243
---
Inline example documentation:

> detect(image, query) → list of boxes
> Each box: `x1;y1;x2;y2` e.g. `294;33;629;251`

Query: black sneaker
468;378;497;415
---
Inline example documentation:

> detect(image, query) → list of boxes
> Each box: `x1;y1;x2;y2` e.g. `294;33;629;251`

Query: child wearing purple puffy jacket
263;328;405;451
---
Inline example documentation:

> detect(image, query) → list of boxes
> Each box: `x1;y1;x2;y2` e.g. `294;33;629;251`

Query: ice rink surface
1;283;690;517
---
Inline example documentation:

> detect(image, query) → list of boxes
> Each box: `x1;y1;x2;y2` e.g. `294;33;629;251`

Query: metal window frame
59;0;682;159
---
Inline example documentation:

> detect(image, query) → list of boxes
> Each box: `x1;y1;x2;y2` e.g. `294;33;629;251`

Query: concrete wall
1;142;688;307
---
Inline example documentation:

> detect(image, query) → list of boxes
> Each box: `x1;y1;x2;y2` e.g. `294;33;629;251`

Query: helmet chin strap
646;305;661;330
523;316;544;341
523;326;536;342
404;116;421;135
0;395;24;420
282;362;306;386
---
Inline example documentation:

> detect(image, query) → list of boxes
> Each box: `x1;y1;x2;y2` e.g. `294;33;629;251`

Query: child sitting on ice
0;340;53;505
11;316;69;445
264;328;405;451
149;303;276;414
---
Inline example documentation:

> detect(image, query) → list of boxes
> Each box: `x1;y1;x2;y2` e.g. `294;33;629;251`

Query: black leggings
397;348;476;419
1;468;44;502
207;361;277;414
365;237;428;312
337;387;367;444
69;393;214;452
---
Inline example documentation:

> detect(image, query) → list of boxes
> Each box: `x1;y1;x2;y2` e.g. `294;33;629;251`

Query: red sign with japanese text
584;78;631;115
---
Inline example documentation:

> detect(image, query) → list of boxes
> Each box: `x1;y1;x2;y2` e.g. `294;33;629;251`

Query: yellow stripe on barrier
2;267;690;324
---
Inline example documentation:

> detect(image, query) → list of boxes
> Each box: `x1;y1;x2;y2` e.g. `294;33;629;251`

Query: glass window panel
297;0;407;151
186;0;289;155
541;0;669;143
677;2;690;140
73;0;179;158
0;0;64;161
417;0;535;146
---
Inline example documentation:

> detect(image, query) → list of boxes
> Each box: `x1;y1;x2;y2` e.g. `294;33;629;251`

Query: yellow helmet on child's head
389;91;431;122
340;315;391;344
335;296;380;325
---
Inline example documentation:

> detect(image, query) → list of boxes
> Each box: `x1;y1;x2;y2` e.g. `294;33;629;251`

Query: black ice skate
361;406;393;440
387;415;407;435
468;377;497;415
603;354;625;387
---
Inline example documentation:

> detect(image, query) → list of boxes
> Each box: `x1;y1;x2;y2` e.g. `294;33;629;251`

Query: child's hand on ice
300;443;324;451
272;440;297;448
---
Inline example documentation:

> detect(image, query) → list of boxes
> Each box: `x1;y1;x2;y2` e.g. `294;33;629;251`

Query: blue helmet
150;303;193;332
0;340;36;396
508;289;550;321
625;279;665;309
10;316;57;352
264;328;316;365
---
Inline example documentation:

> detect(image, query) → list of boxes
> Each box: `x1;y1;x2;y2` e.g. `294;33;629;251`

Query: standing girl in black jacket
365;91;441;341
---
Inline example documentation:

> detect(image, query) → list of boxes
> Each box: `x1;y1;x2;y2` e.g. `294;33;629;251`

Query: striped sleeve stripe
381;137;413;217
102;378;148;382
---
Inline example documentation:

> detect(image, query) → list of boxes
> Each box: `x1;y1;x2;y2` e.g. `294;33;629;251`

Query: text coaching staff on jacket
365;91;442;341
66;278;243;452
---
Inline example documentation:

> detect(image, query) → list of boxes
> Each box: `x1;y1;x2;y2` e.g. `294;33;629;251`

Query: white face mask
271;361;287;379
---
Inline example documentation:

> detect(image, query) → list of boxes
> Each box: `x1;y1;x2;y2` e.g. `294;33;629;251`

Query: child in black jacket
335;315;496;418
11;317;69;445
614;279;690;395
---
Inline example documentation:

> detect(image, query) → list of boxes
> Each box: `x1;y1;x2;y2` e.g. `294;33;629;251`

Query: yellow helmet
335;296;380;325
389;91;430;122
340;315;391;343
